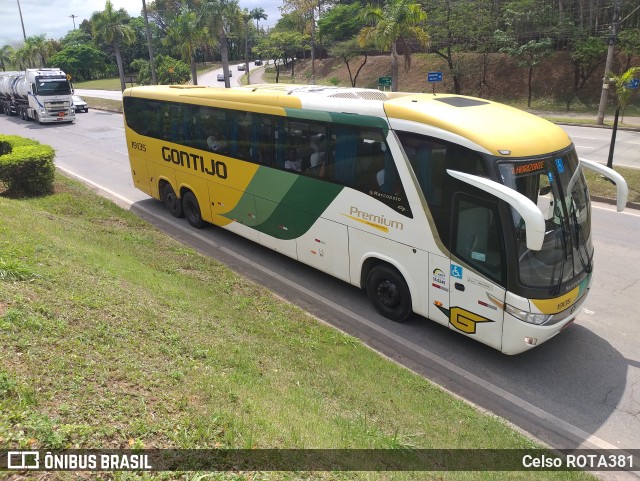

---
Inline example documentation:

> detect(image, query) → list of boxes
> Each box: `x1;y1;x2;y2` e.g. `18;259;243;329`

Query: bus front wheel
366;265;412;322
163;183;183;218
183;191;204;229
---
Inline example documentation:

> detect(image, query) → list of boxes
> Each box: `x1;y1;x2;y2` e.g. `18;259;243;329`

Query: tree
254;31;309;82
166;6;205;84
495;32;553;107
318;4;366;45
48;44;107;81
91;0;136;92
617;29;640;72
494;0;554;106
358;0;429;92
9;46;29;70
605;67;640;168
251;7;268;32
200;0;242;88
132;54;190;85
24;35;54;67
328;38;371;87
565;35;607;110
60;29;93;48
427;0;495;95
0;45;14;71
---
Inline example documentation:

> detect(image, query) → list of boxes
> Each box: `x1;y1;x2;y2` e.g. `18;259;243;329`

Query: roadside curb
550;121;640;133
591;195;640;210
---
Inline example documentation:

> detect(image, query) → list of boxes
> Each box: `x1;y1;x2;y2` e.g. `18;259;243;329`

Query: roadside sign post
378;76;392;91
427;71;443;94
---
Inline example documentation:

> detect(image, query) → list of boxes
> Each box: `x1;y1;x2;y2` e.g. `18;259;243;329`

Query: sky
0;0;282;48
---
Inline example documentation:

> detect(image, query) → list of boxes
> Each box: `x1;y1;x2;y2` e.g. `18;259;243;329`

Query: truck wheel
366;264;412;322
182;191;204;229
162;183;183;218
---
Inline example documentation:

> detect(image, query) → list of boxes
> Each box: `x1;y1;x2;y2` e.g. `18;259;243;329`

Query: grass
0;175;598;481
584;164;640;204
83;95;123;113
74;77;137;90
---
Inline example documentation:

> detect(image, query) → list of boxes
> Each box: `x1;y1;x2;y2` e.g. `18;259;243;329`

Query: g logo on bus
435;305;493;334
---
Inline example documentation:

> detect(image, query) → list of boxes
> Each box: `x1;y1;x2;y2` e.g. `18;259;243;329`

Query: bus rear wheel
366;265;412;322
163;183;183;217
183;191;204;229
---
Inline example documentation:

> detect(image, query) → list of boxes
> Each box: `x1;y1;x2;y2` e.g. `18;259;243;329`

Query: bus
122;84;628;355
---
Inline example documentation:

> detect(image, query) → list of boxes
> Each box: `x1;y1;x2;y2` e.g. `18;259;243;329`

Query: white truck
0;68;75;124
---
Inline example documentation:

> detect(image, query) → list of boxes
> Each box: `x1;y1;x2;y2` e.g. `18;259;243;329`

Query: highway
1;107;639;479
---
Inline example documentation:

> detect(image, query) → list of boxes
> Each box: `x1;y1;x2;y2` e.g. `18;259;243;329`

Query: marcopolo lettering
161;146;228;178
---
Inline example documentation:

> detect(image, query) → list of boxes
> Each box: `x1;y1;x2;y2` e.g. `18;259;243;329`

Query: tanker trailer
8;68;75;124
0;71;20;116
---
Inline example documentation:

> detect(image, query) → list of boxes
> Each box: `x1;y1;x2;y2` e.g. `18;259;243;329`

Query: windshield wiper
570;201;593;274
553;212;570;296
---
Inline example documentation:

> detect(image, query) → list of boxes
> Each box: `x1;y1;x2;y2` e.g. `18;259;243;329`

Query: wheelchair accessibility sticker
451;264;463;279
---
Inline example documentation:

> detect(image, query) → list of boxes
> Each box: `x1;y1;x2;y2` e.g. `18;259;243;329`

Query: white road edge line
56;165;623;453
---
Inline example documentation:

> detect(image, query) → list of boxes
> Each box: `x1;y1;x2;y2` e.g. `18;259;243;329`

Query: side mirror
447;169;546;251
579;158;628;212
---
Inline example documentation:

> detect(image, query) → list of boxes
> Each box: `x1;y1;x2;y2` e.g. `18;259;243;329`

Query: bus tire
163;183;183;218
183;191;204;229
366;264;412;322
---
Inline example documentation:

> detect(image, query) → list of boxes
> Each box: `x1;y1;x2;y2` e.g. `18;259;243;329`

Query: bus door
447;194;505;351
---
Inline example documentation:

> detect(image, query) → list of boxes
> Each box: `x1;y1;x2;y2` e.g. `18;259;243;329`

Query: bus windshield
498;149;593;292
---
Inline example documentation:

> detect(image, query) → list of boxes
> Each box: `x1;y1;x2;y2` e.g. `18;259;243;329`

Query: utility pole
16;0;27;40
596;0;622;125
141;0;157;85
69;14;77;30
310;5;316;84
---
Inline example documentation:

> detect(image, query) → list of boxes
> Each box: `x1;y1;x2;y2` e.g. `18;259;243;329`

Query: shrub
0;135;55;197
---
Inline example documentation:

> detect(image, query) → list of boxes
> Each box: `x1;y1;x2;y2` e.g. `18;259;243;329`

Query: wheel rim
377;280;400;308
186;200;198;221
166;193;178;210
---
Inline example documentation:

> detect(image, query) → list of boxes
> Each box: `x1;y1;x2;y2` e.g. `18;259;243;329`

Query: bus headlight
505;304;552;325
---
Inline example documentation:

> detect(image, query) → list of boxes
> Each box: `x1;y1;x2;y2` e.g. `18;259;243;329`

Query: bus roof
383;93;572;157
124;84;572;158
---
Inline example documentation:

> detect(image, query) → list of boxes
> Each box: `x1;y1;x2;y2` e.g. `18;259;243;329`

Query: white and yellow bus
122;84;628;355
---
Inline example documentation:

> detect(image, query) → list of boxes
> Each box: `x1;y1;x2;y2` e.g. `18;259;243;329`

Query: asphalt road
564;125;640;169
2;109;639;479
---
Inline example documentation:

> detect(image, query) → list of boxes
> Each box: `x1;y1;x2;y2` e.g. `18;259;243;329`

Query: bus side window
330;126;358;183
251;115;274;166
453;197;503;283
195;106;228;153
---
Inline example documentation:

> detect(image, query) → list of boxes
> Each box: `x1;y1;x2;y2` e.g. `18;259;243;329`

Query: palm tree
166;7;206;85
10;45;30;69
0;45;15;71
250;7;268;32
606;67;640;168
358;0;429;92
91;0;135;91
200;0;242;88
24;34;52;67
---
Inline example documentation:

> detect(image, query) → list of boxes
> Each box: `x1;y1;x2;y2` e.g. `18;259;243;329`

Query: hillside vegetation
271;52;640;113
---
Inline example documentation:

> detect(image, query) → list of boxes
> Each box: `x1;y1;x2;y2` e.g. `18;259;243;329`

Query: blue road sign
427;72;443;83
624;78;639;89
